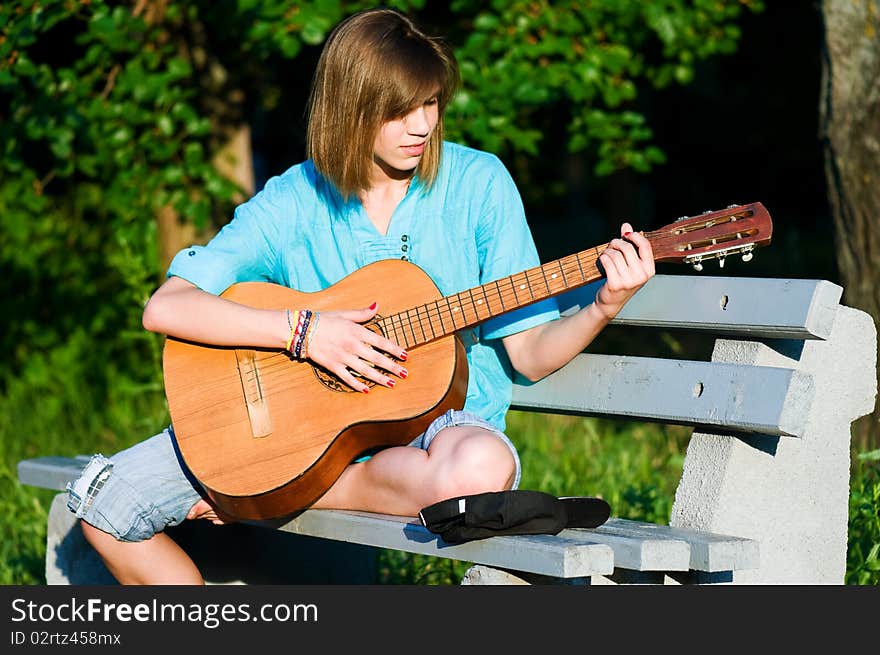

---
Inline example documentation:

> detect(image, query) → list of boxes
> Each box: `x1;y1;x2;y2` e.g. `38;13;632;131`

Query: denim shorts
66;409;521;542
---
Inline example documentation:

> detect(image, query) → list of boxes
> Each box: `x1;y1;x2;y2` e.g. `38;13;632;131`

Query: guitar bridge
235;350;273;438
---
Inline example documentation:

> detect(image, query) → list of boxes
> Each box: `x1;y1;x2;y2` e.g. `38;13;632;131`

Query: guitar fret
433;301;447;335
468;289;480;322
421;304;437;341
558;259;568;287
416;304;431;342
480;284;492;318
392;313;411;350
575;252;586;281
495;280;506;312
404;309;418;345
524;271;536;300
540;265;551;295
445;296;458;330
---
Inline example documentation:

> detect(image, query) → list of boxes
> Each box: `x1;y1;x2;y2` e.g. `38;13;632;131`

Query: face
372;94;439;180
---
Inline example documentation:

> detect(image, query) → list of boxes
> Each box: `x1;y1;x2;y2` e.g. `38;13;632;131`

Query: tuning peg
692;262;703;272
741;252;753;262
718;257;726;268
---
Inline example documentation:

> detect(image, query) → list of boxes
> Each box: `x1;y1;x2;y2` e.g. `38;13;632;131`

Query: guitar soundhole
312;317;386;393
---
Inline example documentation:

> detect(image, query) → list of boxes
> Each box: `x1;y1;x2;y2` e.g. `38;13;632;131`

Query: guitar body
163;259;468;520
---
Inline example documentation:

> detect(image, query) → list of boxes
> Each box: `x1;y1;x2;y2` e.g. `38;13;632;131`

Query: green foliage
846;449;880;585
446;0;764;175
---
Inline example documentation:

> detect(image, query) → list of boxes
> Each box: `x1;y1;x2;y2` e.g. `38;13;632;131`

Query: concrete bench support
670;306;877;583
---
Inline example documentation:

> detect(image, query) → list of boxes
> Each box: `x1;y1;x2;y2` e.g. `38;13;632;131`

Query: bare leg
88;424;514;584
80;520;204;585
312;425;517;514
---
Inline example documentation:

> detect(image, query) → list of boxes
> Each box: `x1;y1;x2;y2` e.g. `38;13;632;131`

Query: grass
2;369;878;586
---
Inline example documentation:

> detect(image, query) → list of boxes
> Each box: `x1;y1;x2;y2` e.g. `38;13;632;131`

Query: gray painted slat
273;510;614;578
556;276;841;340
590;518;759;572
17;456;90;491
564;518;690;571
511;353;813;437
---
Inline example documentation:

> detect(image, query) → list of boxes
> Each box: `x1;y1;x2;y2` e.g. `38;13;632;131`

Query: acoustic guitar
163;202;772;519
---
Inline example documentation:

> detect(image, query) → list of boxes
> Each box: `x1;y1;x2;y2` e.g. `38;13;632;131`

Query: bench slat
17;455;91;491
512;353;813;437
591;518;759;572
274;511;756;574
558;276;841;340
273;510;614;578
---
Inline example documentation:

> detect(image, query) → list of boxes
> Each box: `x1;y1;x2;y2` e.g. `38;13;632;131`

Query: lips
400;142;426;156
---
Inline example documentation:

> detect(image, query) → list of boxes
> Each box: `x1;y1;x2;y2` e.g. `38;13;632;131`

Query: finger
599;248;624;284
626;230;656;275
355;342;408;380
620;222;633;237
609;238;641;271
346;352;397;388
361;329;408;364
334;362;372;393
343;301;379;323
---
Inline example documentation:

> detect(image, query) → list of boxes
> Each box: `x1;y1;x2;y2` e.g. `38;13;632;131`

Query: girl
66;7;654;584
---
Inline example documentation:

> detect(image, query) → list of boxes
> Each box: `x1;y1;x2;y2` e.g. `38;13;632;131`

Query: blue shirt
167;141;560;430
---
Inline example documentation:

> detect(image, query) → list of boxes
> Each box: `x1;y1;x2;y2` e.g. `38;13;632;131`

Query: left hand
595;222;655;320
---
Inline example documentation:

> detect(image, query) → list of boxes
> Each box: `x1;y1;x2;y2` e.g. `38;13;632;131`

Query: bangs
379;39;455;120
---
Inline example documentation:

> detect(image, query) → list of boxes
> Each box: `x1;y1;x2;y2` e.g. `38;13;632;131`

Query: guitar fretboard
376;244;608;350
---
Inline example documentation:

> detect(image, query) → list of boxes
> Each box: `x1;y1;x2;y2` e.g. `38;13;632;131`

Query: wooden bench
17;274;877;585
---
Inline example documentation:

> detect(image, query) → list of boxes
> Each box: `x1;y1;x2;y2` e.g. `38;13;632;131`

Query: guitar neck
375;242;610;351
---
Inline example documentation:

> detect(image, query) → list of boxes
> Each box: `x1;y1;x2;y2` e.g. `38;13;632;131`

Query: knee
432;432;516;501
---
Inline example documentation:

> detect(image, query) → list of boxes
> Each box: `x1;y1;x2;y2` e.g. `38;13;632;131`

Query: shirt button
400;256;408;261
401;244;408;252
401;234;408;242
188;250;195;256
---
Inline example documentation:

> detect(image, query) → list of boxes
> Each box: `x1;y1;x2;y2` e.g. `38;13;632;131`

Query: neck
374;243;614;351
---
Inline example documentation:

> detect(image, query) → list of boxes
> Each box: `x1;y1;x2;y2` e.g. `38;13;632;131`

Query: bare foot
186;498;236;525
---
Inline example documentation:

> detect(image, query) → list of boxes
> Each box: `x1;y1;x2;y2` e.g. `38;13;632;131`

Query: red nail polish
369;302;377;311
399;370;408;379
362;387;370;394
400;351;408;361
387;380;395;388
624;231;632;237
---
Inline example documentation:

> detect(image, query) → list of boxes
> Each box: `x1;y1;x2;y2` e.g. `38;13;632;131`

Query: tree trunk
157;124;255;272
819;0;880;449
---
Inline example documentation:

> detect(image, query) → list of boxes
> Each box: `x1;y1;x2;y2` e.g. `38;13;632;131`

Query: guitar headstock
648;202;772;270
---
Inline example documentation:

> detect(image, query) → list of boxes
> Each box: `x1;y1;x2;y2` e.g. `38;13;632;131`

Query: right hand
305;302;409;393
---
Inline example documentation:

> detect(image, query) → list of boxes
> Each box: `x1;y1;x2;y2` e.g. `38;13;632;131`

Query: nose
404;106;430;136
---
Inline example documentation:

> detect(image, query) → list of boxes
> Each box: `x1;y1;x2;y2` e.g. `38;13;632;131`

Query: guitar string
241;249;605;384
194;213;763;393
239;219;760;386
383;215;760;344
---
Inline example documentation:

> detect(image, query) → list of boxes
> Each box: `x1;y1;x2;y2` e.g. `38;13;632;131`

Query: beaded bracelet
292;309;313;360
303;311;321;360
285;309;302;353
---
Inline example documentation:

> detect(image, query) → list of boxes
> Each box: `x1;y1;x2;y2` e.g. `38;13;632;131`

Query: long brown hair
306;8;459;199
